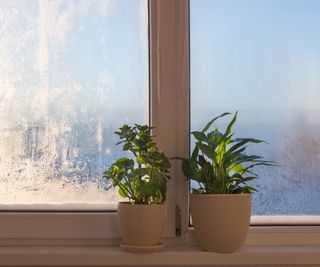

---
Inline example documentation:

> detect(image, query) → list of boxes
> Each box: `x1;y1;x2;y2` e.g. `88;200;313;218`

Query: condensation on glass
0;0;148;207
190;0;320;216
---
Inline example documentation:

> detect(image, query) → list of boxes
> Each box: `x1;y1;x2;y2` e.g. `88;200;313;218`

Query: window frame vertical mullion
149;0;190;237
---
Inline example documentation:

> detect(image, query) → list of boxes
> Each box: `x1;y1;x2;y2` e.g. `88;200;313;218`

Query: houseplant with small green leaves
181;112;274;252
104;124;171;252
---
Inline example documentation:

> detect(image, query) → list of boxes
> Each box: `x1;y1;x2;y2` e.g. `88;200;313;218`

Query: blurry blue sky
191;0;320;113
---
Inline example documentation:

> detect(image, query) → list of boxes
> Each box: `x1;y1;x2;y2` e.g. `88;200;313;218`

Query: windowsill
1;226;320;265
0;203;118;211
0;245;320;266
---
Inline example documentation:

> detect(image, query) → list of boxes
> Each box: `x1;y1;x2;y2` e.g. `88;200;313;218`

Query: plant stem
124;168;135;199
112;178;133;200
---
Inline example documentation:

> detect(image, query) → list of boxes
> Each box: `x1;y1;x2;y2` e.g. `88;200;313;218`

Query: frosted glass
191;0;320;215
0;0;148;206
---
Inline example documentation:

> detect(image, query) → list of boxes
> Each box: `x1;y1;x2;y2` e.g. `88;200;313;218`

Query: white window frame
0;0;189;244
183;0;320;248
0;0;319;253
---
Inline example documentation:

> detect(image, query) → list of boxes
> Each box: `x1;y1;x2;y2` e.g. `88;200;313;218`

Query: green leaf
232;137;266;144
115;141;124;145
228;139;250;154
241;176;257;182
193;171;206;184
182;159;194;177
123;143;130;151
241;185;257;193
191;145;199;161
115;157;134;169
198;143;215;159
230;163;244;173
234;155;263;165
118;185;128;198
191;131;208;142
132;168;149;177
224;147;246;166
208;129;223;144
136;155;144;164
201;112;231;133
223;111;237;138
243;162;276;173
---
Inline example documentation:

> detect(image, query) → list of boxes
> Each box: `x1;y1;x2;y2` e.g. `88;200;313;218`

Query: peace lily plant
181;112;274;252
182;112;273;194
104;124;171;252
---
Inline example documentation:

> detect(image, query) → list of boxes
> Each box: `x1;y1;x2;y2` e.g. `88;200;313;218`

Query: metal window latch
175;205;182;237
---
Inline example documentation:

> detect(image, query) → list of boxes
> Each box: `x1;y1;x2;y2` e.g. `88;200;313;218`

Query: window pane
0;0;148;207
190;0;320;216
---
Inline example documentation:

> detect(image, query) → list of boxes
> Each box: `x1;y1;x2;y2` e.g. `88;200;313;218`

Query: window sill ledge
0;245;320;266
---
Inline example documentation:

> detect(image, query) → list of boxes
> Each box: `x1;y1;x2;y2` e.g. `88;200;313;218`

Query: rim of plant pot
118;201;166;205
190;193;251;197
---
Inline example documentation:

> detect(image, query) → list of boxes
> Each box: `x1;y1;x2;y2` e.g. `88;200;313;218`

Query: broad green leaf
230;163;244;173
191;131;208;142
208;129;224;149
115;157;134;169
123;143;130;151
198;143;215;159
182;159;195;177
136;155;144;164
191;145;199;161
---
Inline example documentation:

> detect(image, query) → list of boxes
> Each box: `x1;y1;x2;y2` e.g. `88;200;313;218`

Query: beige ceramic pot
117;202;166;247
190;194;251;252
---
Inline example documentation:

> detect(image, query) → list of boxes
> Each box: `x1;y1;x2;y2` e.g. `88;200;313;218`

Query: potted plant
181;112;274;252
103;124;171;252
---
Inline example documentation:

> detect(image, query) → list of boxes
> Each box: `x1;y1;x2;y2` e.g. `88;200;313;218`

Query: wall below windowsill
0;245;319;266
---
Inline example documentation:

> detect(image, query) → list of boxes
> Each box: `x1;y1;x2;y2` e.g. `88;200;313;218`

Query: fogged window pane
0;0;148;206
191;0;320;215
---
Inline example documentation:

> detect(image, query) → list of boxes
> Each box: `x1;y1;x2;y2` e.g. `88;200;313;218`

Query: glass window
0;0;148;207
190;0;320;217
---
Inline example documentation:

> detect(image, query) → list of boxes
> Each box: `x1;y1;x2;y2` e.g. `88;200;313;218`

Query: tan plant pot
117;202;166;247
190;194;251;252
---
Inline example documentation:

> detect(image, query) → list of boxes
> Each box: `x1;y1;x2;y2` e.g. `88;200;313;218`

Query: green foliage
103;124;171;204
181;112;275;194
